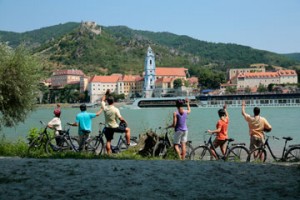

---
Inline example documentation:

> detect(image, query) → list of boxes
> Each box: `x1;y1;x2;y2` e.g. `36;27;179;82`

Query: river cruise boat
198;93;300;107
131;96;199;108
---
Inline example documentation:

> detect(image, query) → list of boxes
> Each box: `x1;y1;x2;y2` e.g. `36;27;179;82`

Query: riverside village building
47;47;297;104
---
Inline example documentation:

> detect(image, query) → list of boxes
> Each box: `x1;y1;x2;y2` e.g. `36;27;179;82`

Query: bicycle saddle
228;138;234;142
283;136;293;141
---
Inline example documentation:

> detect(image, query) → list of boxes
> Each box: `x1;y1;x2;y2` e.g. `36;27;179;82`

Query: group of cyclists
47;89;131;155
47;89;272;160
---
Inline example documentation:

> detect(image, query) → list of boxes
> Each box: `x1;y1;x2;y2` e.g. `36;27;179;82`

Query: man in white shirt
101;95;131;154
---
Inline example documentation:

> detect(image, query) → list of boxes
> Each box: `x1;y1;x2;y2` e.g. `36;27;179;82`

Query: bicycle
152;127;194;159
27;121;78;154
45;123;79;154
28;121;53;154
85;122;138;155
247;135;300;162
190;132;250;162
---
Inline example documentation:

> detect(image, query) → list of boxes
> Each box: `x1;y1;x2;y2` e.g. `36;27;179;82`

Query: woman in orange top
207;104;229;159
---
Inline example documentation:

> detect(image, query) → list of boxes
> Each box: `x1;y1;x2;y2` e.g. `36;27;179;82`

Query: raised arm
241;100;247;117
223;103;228;118
185;98;191;114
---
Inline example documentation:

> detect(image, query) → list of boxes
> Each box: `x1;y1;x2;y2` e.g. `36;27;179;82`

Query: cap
54;109;61;117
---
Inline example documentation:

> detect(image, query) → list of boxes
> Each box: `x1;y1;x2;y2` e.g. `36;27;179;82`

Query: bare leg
210;146;218;160
174;144;182;160
106;140;112;155
220;143;227;156
181;142;186;160
125;127;131;145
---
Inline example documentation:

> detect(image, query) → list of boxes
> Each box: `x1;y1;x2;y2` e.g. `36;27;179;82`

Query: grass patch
0;131;181;160
0;138;28;157
0;139;179;160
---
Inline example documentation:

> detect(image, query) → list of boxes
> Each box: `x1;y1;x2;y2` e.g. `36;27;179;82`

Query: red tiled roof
278;70;297;76
238;70;297;79
156;77;174;83
122;75;142;82
156;67;187;76
238;72;279;78
188;77;198;84
135;76;144;82
90;75;120;83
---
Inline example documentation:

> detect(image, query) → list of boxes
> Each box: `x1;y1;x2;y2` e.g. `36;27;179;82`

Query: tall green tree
257;84;267;93
0;44;41;129
173;79;183;89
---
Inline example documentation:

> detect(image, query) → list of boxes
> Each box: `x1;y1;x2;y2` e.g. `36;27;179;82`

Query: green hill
0;22;79;48
283;53;300;62
1;22;299;79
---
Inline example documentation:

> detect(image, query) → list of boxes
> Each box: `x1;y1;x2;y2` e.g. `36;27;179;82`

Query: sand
0;157;299;200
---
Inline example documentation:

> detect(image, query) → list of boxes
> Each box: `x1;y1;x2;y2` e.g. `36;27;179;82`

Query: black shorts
104;126;126;141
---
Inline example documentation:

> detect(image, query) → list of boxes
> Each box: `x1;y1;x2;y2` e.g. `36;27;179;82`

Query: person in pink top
207;104;229;159
168;98;191;160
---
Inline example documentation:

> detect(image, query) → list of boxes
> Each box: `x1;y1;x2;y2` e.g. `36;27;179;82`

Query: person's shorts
250;136;264;151
173;130;188;144
104;126;126;141
213;139;227;148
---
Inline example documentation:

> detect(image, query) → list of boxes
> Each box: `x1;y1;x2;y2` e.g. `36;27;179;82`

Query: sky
0;0;299;54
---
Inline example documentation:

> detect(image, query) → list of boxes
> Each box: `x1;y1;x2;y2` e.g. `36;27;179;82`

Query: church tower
143;46;156;98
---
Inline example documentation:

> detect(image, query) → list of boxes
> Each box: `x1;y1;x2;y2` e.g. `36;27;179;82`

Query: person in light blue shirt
69;104;102;150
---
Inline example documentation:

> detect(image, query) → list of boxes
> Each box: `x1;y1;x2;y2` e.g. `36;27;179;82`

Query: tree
0;44;41;129
225;86;237;94
257;84;267;93
173;79;182;89
244;86;251;93
268;84;275;92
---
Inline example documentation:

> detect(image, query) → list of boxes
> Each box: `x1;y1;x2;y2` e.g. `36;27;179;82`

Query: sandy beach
0;157;299;200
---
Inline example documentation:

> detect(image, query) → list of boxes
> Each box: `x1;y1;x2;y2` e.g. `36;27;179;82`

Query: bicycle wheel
86;137;104;155
247;147;267;162
28;134;46;154
284;146;300;162
226;146;249;162
70;136;79;151
190;146;212;161
153;140;168;158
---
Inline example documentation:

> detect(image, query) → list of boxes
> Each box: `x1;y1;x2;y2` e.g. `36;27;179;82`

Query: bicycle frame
203;133;247;160
111;133;127;153
203;134;229;159
46;124;79;153
261;136;292;161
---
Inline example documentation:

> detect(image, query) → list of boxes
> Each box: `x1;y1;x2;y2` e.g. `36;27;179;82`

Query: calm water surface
2;106;300;153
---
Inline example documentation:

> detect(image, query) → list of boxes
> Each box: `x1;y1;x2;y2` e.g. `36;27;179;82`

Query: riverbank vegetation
0;131;179;160
0;140;178;160
0;44;40;130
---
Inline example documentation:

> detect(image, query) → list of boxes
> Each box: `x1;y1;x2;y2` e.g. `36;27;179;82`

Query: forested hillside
283;53;300;62
1;22;299;82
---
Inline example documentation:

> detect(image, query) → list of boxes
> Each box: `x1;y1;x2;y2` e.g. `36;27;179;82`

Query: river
1;105;300;153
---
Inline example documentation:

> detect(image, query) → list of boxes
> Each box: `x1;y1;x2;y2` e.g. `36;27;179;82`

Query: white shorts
173;130;188;144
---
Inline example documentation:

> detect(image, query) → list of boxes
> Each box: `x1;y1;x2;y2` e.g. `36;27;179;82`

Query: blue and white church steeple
143;46;156;98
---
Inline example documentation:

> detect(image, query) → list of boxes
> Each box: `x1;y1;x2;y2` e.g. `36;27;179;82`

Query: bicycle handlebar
266;135;279;140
